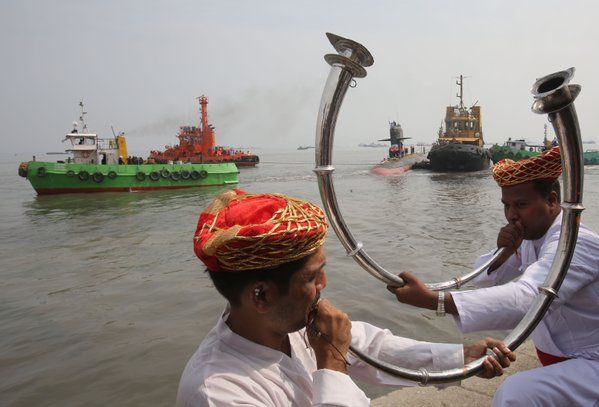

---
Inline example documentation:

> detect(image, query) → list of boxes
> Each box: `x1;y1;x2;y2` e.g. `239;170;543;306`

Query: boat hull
20;161;239;195
490;145;540;164
427;143;490;172
490;146;599;166
584;150;599;165
371;154;427;176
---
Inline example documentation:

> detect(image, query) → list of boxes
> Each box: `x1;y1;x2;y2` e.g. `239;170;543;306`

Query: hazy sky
2;0;598;155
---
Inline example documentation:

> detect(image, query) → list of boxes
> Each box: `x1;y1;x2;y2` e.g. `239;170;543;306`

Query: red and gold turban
492;146;562;187
193;189;328;272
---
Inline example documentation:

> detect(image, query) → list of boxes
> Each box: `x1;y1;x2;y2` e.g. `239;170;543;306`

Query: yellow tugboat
427;75;490;171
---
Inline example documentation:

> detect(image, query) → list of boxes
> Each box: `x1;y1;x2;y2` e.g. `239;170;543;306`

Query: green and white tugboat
18;102;238;194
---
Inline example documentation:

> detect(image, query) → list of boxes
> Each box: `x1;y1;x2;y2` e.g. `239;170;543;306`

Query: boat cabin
437;75;484;148
64;132;123;165
505;138;544;153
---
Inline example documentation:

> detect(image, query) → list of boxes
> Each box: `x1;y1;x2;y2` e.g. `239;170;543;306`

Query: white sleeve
451;280;537;333
452;232;598;333
312;370;370;406
470;249;522;287
520;234;598;308
346;321;464;388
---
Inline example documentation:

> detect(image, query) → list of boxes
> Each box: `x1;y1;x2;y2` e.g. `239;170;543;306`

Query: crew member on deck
388;147;599;406
176;190;514;406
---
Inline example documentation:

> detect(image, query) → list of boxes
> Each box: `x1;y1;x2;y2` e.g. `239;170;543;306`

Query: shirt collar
531;211;562;255
215;304;295;363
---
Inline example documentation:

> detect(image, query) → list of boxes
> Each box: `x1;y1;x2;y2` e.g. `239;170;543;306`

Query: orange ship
148;96;259;167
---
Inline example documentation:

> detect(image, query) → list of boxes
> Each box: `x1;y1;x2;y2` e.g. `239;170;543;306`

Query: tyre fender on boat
66;170;75;177
190;170;200;180
149;171;160;181
18;162;29;178
160;169;170;178
181;169;191;179
37;167;47;177
78;170;90;181
107;171;117;179
199;170;208;179
171;171;181;181
136;171;146;181
92;172;104;183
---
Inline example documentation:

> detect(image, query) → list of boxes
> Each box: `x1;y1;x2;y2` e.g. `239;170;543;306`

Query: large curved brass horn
314;33;584;384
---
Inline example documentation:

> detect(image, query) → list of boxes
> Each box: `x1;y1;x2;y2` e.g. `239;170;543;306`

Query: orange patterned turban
193;189;328;272
492;146;562;187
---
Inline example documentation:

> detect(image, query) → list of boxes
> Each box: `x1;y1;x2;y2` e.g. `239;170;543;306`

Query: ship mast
456;75;464;109
198;95;216;158
79;100;88;132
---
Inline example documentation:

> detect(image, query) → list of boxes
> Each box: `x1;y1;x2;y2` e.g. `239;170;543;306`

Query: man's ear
548;190;560;214
248;281;276;313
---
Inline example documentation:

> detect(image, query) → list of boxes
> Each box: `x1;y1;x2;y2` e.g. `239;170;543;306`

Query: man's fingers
487;355;504;376
387;272;412;295
483;338;515;363
398;271;415;283
499;344;516;362
492;347;511;368
481;359;495;379
514;221;524;234
480;359;490;377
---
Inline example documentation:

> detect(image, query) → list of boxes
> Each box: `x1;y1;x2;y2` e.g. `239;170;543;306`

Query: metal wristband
436;291;446;317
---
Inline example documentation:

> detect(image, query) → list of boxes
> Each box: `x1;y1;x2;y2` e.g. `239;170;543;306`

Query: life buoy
171;171;181;181
66;170;75;177
199;170;208;179
160;169;170;178
92;172;104;183
136;171;146;181
149;171;160;181
78;170;90;181
181;169;191;179
107;171;117;179
190;170;200;180
37;167;47;177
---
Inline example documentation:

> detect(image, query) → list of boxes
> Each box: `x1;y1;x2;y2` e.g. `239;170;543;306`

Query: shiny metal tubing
502;67;585;351
314;33;583;384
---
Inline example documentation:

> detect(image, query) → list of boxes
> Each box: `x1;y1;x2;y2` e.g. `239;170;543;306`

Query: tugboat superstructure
427;75;490;171
148;96;259;167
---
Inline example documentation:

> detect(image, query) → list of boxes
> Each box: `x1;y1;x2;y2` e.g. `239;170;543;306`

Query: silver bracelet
436;291;446;317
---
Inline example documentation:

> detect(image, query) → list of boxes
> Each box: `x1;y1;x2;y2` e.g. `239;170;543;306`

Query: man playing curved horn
388;147;599;406
176;189;514;406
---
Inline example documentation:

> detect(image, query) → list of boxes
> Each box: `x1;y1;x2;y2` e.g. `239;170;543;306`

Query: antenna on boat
456;75;464;108
455;75;472;109
79;100;88;132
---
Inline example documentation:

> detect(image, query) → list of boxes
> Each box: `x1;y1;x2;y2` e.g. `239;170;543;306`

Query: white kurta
450;213;599;406
176;308;464;407
452;213;599;360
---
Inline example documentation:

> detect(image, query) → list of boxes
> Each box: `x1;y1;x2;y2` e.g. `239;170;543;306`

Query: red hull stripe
35;184;225;195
